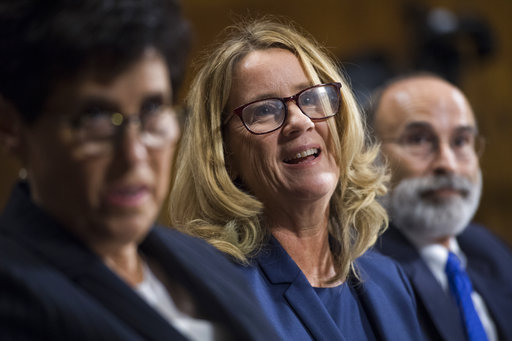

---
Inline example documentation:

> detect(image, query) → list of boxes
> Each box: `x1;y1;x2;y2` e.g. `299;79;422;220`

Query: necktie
445;251;488;341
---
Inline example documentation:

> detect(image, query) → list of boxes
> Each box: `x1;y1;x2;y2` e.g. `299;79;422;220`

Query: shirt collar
415;237;467;292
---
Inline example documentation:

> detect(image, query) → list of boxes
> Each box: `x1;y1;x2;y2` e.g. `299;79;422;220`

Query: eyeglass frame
61;103;178;154
223;82;342;135
380;125;485;160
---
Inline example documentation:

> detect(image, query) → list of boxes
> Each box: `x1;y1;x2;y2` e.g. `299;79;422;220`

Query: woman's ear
0;95;24;157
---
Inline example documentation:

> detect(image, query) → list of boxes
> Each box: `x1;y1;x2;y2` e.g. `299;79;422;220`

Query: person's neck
95;242;145;287
434;236;451;249
271;220;339;288
264;193;331;232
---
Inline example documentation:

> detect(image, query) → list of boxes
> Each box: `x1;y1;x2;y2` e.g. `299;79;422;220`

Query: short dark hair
0;0;190;123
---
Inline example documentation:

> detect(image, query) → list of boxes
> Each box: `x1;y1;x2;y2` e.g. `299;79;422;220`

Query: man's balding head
370;74;482;245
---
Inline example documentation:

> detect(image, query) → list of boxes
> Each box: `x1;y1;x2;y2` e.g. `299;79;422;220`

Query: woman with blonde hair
170;18;424;340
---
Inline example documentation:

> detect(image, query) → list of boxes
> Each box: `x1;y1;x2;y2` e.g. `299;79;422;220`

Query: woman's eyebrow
74;96;119;113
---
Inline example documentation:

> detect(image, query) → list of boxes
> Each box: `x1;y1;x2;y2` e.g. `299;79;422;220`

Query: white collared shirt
417;239;497;341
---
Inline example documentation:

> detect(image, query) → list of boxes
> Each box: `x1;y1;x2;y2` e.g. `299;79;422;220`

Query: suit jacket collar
256;237;424;340
380;225;466;341
349;251;424;341
0;182;188;341
255;237;347;340
458;225;512;340
139;228;274;340
467;267;512;340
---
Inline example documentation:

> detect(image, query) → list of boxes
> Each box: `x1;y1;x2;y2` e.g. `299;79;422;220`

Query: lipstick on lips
104;185;150;207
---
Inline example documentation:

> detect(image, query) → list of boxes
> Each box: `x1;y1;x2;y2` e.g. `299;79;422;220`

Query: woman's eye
141;100;164;116
300;94;318;106
253;104;276;117
70;108;111;129
248;100;282;119
83;111;114;130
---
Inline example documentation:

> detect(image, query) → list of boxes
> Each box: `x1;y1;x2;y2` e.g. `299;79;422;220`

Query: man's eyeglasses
381;126;484;161
63;101;177;156
225;82;342;135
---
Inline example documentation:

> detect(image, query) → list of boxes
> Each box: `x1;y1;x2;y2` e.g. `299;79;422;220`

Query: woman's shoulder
356;248;401;269
353;248;411;290
351;249;425;340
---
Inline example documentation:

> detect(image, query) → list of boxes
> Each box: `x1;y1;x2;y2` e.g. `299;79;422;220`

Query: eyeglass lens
71;105;175;151
400;128;479;159
239;83;340;134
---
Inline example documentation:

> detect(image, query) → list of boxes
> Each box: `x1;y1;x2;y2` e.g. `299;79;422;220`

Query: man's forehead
377;77;476;133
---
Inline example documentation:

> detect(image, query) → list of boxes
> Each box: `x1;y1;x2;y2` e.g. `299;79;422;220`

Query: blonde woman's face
224;48;339;212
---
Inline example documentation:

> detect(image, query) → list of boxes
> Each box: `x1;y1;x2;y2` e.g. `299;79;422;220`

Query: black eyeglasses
224;82;342;134
381;125;485;160
62;100;177;156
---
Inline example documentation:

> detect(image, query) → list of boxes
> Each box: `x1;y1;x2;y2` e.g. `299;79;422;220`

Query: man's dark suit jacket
376;223;512;341
0;182;280;340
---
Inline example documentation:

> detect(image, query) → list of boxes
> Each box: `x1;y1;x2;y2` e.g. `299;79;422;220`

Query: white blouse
135;262;223;341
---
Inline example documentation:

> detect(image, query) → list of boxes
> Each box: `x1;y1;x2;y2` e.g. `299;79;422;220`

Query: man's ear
0;95;24;157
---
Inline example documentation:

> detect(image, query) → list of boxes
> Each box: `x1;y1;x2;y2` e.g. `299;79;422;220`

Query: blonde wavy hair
169;18;388;283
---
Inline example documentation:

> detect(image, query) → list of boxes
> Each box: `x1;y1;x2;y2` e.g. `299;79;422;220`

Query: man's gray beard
380;171;482;245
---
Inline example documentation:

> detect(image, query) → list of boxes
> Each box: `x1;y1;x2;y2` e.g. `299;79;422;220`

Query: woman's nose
280;101;314;136
117;122;149;166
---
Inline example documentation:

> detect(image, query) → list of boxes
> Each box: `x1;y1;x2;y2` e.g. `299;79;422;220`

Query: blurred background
1;0;511;245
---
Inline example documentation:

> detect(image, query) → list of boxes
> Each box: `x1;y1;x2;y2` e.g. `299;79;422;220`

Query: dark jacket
237;237;426;341
376;223;512;341
0;182;280;341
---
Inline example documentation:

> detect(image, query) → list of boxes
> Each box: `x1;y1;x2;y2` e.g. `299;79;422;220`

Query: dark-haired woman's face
19;49;179;249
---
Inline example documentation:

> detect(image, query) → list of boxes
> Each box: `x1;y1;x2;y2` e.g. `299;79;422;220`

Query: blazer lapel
284;278;347;341
257;238;346;341
69;259;187;341
468;259;512;339
406;261;466;341
458;226;512;340
139;228;263;340
1;185;187;341
380;227;466;341
349;276;399;341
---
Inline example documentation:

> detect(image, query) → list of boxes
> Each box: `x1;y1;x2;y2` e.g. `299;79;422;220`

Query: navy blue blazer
0;183;279;340
236;238;425;341
376;223;512;341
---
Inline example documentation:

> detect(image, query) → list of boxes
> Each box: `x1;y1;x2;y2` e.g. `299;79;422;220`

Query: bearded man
367;74;512;341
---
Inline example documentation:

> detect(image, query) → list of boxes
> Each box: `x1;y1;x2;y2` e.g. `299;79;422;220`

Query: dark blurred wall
1;0;511;245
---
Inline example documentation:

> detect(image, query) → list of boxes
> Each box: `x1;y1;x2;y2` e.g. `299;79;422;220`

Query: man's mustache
414;175;473;198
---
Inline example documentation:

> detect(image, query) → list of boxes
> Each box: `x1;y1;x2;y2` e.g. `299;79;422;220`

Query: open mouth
283;148;320;164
